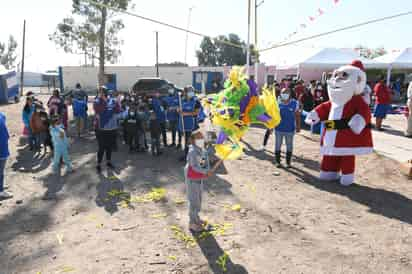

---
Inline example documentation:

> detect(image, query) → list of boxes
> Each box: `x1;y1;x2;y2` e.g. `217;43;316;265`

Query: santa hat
350;60;365;72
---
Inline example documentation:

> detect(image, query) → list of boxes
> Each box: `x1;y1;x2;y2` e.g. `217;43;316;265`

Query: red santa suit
306;60;373;186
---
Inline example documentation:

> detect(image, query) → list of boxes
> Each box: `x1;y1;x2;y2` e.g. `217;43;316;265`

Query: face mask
195;139;205;148
138;99;143;103
168;89;174;95
188;91;195;98
130;112;135;116
280;93;290;101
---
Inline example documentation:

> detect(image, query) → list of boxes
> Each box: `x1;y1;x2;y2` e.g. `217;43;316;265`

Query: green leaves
0;35;18;69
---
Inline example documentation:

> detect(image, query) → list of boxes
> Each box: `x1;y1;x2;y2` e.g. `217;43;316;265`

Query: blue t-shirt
152;97;166;122
275;99;299;133
0;112;10;159
164;95;179;121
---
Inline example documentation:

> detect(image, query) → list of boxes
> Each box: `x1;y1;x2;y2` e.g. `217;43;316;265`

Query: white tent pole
386;65;392;86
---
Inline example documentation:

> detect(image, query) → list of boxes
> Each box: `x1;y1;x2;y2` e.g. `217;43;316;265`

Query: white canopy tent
374;48;412;85
261;47;386;81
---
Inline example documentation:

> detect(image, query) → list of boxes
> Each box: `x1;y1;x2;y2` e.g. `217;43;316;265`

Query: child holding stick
185;129;223;232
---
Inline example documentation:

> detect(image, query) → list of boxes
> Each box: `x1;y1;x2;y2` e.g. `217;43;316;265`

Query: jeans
52;146;72;172
151;137;160;155
275;131;294;153
185;177;203;224
0;159;6;192
179;131;192;157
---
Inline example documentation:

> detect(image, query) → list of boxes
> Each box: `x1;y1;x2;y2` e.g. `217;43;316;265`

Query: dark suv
131;78;174;97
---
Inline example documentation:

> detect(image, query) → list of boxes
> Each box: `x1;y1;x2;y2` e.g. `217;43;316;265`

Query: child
149;110;161;156
124;103;139;152
275;88;301;168
185;129;222;232
22;96;35;150
30;104;50;152
50;115;73;174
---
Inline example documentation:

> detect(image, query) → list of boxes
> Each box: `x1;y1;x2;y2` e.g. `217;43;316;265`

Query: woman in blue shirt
275;88;301;168
0;112;12;199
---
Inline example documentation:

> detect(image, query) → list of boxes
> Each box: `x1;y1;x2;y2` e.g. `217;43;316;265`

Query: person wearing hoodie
93;87;121;173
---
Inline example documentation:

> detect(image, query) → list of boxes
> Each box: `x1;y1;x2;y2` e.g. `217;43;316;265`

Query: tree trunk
98;3;108;87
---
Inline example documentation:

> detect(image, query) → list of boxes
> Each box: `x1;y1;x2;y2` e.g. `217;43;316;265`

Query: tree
158;62;188;67
0;35;18;70
196;34;258;66
355;45;387;59
50;0;132;85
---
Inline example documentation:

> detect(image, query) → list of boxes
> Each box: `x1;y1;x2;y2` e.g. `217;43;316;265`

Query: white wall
61;66;225;92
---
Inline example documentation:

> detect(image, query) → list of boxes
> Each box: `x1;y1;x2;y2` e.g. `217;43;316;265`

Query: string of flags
269;0;342;47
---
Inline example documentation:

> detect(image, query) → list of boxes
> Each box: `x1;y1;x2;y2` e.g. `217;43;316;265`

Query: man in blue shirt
0;112;12;199
164;88;180;148
152;93;168;147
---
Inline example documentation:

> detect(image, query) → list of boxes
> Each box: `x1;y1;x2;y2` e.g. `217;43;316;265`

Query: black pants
160;122;167;146
263;129;272;146
179;131;192;157
96;129;117;164
169;120;178;145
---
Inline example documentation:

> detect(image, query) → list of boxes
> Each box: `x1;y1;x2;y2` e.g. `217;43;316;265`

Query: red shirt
373;82;391;104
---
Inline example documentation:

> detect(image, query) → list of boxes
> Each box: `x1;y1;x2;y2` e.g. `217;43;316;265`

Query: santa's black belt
324;119;372;131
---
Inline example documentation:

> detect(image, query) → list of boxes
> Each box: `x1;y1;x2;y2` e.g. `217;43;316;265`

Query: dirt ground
1;95;412;274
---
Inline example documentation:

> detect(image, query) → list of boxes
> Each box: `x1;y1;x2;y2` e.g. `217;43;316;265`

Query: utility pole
254;0;264;86
246;0;251;75
184;6;194;65
155;31;159;77
20;19;26;96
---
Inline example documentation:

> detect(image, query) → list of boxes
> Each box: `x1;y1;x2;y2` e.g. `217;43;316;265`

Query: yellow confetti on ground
108;176;118;181
107;189;129;198
216;252;229;272
61;266;75;272
247;183;256;193
231;204;241;211
130;188;167;203
197;222;234;240
174;198;185;205
56;234;64;245
167;255;177;261
151;213;168;218
170;225;196;248
96;223;104;229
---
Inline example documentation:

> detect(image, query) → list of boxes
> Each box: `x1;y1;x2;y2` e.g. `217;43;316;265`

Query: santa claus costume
305;60;373;186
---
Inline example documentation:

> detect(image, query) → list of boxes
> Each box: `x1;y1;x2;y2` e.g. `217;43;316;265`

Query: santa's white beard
327;79;355;106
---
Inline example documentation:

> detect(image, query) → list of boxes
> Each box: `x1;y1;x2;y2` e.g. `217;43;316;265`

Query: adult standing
178;86;201;161
152;92;168;147
47;89;64;116
405;81;412;137
0;112;12;199
93;87;121;173
164;87;180;148
373;75;392;131
72;83;88;137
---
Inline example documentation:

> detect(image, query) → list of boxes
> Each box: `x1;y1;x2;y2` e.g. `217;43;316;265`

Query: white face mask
195;139;205;148
188;91;195;98
168;89;174;95
280;93;290;101
130;111;135;116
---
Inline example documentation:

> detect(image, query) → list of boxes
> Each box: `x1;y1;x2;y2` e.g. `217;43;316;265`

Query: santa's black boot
275;151;282;168
286;152;292;168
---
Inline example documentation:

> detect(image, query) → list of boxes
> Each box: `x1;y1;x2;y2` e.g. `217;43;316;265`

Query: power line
259;10;412;52
83;0;246;50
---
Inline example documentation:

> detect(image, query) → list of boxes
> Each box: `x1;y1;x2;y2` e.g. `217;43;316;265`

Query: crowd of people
0;72;411;231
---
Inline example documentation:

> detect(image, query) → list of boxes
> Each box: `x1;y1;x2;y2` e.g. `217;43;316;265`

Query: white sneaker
0;191;13;199
260;145;266;151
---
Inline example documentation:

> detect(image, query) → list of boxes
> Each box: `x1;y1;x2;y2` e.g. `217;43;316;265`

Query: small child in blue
275;88;301;168
50;115;73;173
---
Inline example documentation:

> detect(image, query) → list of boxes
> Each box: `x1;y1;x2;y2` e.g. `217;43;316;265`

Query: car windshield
133;79;168;91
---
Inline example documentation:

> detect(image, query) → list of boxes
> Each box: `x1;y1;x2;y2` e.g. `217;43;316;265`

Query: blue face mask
280;93;290;101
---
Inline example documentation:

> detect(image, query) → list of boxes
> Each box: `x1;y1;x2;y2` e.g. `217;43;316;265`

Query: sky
0;0;411;72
